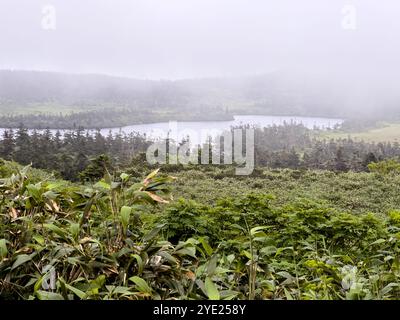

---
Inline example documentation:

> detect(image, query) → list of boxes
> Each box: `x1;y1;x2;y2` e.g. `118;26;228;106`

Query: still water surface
0;115;343;144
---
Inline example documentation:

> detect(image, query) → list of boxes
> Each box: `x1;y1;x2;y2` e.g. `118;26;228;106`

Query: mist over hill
0;69;399;128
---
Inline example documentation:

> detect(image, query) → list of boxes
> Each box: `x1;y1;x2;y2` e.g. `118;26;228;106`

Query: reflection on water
0;115;343;144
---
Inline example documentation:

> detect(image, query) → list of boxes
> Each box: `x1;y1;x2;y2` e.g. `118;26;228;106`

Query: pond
0;115;343;144
97;115;343;144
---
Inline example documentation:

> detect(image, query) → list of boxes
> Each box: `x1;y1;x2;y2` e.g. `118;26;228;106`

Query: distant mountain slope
0;70;398;124
0;70;156;105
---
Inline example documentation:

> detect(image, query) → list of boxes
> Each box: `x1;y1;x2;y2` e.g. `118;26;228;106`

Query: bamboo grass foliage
1;161;400;300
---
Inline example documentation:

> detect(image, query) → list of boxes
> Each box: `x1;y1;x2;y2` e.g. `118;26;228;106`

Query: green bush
2;163;400;300
368;159;400;175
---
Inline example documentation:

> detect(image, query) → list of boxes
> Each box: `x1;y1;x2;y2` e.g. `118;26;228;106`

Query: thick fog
0;0;399;78
1;0;400;115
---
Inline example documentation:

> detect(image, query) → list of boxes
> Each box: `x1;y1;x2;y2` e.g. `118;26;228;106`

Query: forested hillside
1;70;398;128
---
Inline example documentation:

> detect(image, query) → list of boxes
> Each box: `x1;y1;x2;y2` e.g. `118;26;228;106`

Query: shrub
368;159;400;175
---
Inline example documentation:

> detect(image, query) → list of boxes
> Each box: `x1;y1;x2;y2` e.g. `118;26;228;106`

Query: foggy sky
1;0;400;81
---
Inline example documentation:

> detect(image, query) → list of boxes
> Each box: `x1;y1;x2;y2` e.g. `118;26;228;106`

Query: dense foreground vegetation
1;160;400;300
1;119;400;301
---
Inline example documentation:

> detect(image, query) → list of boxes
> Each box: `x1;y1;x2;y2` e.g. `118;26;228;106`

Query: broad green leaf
260;246;277;256
120;206;132;230
133;191;157;204
380;283;398;296
36;291;64;300
129;276;152;294
32;234;45;245
11;254;33;270
205;277;220;300
65;283;87;299
384;255;394;262
120;173;130;182
277;271;295;280
284;288;294;300
144;169;160;183
275;247;294;257
157;251;177;265
109;286;135;296
94;180;111;190
241;250;253;260
0;239;7;260
143;225;165;242
87;275;106;295
206;254;218;277
34;277;43;293
43;190;58;200
250;226;269;236
231;224;246;233
46;181;65;190
132;254;144;275
25;277;38;288
196;279;207;296
26;183;42;200
198;237;213;256
175;247;197;258
43;223;66;238
370;239;386;246
68;223;80;240
220;290;240;300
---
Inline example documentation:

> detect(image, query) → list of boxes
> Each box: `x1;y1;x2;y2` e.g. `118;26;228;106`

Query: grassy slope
0;103;93;115
321;123;400;143
170;168;400;216
2;158;398;217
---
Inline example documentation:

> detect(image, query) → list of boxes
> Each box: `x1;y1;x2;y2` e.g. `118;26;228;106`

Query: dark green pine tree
287;147;300;169
14;126;33;165
79;154;112;183
0;129;15;160
334;147;348;172
363;152;377;170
